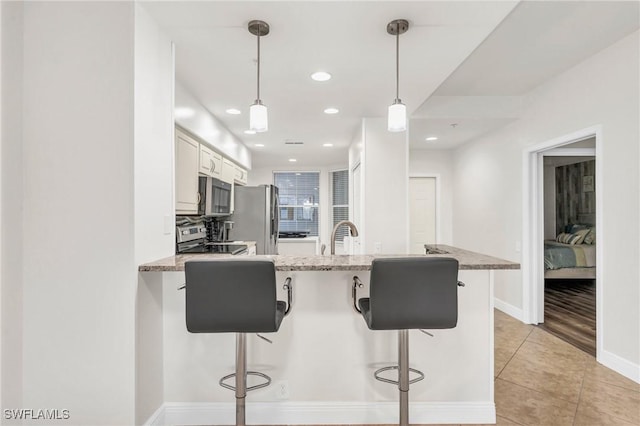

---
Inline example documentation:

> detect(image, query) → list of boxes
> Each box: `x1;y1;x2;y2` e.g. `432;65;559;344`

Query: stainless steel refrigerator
230;185;279;254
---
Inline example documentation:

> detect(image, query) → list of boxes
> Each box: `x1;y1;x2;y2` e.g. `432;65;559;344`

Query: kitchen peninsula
138;245;518;425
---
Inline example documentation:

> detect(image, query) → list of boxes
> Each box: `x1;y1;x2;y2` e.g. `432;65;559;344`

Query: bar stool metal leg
398;329;409;426
235;333;247;426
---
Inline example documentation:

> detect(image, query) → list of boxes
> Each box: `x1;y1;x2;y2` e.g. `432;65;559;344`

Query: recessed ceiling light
226;108;241;115
244;130;257;135
323;143;334;147
311;71;331;82
254;143;264;147
425;136;438;141
288;158;297;162
324;108;339;114
174;107;195;118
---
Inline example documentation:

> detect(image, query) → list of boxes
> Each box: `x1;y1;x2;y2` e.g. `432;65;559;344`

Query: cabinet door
199;144;222;177
220;159;236;213
175;132;199;214
221;158;236;184
234;164;248;185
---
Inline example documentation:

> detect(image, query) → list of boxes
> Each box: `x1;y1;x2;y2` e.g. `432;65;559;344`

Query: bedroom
542;138;597;355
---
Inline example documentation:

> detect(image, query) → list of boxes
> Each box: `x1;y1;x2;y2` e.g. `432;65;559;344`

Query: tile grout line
495;325;535;378
498;327;586;406
493;327;538;426
571;354;589;426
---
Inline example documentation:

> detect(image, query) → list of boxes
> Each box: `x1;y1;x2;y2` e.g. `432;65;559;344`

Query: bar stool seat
184;259;293;426
353;257;463;426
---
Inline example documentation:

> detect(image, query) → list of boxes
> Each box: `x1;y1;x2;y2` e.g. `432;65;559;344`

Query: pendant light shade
388;100;407;132
387;19;409;133
248;20;269;133
249;101;268;132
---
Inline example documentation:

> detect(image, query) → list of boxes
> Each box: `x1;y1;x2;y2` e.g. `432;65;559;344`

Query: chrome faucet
330;220;359;255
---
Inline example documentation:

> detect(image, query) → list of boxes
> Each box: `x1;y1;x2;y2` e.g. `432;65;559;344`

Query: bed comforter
544;241;596;270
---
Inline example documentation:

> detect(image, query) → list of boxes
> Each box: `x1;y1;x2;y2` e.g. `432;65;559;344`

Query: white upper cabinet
199;143;222;177
175;125;250;215
234;164;248;185
175;130;199;215
221;158;236;184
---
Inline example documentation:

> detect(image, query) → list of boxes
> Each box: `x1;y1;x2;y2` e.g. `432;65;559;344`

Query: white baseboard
144;405;165;426
494;298;525;322
145;401;496;425
598;349;640;384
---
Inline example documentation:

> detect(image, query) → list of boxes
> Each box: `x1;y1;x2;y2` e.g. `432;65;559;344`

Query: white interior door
409;177;437;254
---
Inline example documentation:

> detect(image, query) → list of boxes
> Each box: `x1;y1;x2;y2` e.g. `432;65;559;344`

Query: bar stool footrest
219;371;272;392
374;365;425;385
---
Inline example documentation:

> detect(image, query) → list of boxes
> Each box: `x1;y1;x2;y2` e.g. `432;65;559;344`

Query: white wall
362;118;409;254
20;3;137;424
409;149;454;245
249;164;347;250
1;1;24;418
175;82;251;169
134;4;175;424
453;31;639;371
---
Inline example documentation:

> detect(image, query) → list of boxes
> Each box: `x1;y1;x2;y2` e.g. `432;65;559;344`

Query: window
331;169;349;241
274;172;319;236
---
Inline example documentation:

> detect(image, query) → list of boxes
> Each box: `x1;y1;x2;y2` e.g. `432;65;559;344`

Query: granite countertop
211;240;256;246
138;244;519;272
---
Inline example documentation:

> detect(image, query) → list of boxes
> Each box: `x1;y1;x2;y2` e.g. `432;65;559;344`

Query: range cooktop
180;244;248;255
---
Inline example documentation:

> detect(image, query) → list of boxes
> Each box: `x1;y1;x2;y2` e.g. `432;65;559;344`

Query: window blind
274;172;320;236
331;169;349;241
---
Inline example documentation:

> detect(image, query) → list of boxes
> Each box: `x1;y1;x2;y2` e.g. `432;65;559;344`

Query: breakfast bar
138;246;518;425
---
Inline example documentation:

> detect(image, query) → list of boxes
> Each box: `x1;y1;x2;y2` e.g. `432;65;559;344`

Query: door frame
350;161;363;252
408;174;441;246
522;125;603;359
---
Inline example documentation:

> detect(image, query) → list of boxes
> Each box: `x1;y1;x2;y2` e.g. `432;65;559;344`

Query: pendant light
387;19;409;132
248;20;269;132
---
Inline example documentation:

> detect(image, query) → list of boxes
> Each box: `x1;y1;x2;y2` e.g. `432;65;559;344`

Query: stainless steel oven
176;221;247;255
198;176;232;216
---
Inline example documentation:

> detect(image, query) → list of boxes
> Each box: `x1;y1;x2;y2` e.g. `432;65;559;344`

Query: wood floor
538;278;596;356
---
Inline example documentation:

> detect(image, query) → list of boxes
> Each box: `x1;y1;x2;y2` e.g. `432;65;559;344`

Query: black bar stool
352;257;464;426
184;259;293;426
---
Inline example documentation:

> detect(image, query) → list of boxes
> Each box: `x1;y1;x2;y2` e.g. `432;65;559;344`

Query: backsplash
555;159;596;234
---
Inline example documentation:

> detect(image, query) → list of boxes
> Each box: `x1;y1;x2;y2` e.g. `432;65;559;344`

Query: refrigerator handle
274;190;279;238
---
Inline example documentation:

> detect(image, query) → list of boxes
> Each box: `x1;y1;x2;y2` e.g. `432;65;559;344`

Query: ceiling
411;1;639;150
142;1;639;166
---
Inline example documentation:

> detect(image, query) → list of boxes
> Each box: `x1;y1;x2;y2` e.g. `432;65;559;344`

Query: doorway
409;176;439;254
540;148;596;355
523;125;603;358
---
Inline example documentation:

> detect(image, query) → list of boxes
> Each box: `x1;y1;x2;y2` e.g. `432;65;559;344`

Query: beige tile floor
277;310;640;426
488;309;639;426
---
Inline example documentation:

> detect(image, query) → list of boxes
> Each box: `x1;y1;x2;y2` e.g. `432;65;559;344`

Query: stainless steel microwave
198;176;232;216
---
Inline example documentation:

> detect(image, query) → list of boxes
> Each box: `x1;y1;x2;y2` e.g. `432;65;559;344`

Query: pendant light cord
396;27;400;101
257;31;261;102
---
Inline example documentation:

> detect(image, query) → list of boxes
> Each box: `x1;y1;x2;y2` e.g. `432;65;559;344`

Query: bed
544;218;596;279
